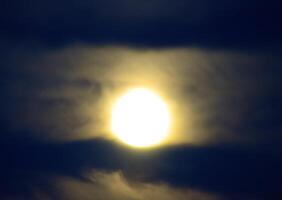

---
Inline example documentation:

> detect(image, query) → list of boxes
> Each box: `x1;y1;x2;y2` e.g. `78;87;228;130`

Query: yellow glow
111;88;171;147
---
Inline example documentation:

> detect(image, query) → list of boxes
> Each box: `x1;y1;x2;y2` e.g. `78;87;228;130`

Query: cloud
54;171;220;200
0;132;281;199
1;44;281;146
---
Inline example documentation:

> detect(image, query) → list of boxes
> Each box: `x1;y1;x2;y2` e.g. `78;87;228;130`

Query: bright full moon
111;88;171;148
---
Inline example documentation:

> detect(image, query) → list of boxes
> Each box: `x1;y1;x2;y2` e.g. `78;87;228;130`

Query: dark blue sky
1;0;281;49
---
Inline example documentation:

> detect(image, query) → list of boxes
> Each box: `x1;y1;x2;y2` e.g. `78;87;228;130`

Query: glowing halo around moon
111;88;171;148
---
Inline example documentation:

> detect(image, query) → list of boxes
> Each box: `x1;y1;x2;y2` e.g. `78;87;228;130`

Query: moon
111;88;171;148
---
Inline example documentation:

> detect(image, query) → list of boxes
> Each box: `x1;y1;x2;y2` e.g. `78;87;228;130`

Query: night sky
1;1;282;199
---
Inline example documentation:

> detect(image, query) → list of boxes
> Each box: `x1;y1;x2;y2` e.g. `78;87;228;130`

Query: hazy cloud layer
1;45;281;146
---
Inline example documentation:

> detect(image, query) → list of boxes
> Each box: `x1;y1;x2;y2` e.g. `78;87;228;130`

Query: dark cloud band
1;132;281;199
